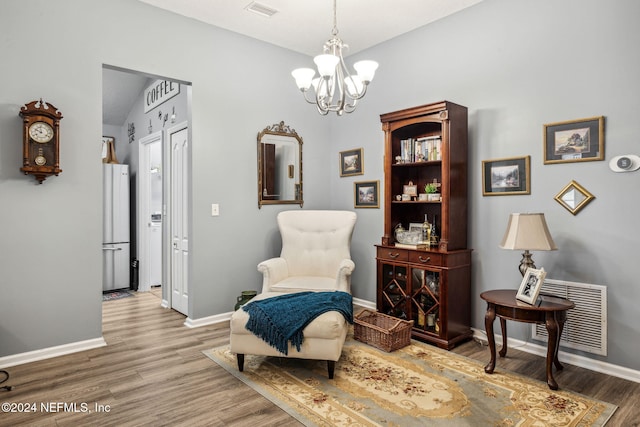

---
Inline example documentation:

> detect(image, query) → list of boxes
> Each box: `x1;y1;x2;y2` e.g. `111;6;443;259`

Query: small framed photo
544;116;604;164
408;223;423;233
516;268;547;305
354;180;379;208
482;156;530;196
403;181;418;197
339;148;364;177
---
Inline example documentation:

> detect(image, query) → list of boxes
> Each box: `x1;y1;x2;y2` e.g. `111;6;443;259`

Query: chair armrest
257;257;289;293
335;258;356;293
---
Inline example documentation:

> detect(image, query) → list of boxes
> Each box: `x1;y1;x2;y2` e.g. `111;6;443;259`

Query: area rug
102;290;134;301
204;337;616;426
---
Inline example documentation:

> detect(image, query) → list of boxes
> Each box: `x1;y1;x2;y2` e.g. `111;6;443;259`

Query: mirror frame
554;180;595;215
257;121;303;208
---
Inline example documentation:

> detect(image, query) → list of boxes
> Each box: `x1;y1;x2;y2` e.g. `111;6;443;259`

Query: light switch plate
211;203;219;216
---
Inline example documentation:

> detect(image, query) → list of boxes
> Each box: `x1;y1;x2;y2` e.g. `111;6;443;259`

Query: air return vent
245;2;278;18
532;279;607;356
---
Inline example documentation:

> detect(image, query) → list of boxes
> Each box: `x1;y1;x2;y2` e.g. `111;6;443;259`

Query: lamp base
519;250;536;276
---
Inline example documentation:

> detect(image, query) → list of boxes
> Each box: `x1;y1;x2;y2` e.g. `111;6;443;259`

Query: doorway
102;65;191;316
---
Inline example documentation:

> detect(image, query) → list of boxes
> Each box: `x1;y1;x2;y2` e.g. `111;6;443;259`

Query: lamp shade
499;213;557;251
353;60;379;83
314;54;340;78
291;68;316;90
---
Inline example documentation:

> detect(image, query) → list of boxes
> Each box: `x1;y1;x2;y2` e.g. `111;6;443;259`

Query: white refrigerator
103;164;130;291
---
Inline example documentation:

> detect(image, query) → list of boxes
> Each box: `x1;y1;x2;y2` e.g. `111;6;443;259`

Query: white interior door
137;132;162;293
169;123;189;315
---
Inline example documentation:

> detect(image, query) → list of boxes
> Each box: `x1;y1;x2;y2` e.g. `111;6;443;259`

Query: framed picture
543;116;604;164
402;181;418;197
354;180;379;208
339;148;364;177
408;223;423;233
482;156;530;196
516;267;547;305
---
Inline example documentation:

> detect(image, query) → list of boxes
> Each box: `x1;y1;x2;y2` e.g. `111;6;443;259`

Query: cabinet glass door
411;268;440;334
380;264;408;319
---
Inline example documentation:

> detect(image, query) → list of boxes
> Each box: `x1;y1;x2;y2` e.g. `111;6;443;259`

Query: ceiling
137;0;482;56
103;0;482;126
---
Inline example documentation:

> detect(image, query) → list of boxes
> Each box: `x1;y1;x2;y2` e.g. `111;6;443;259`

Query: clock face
29;121;54;143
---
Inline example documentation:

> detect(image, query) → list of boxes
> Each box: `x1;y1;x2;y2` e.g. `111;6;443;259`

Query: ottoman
229;292;350;379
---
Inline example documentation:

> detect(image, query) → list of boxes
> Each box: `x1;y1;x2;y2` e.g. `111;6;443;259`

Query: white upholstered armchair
230;210;357;378
258;210;357;294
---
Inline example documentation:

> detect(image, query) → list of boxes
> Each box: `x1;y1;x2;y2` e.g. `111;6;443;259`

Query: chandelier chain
331;0;338;36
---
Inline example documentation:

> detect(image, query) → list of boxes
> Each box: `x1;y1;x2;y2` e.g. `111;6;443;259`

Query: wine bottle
422;214;431;243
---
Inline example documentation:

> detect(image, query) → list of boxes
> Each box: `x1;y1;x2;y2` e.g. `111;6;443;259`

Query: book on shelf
394;242;429;249
398;136;442;163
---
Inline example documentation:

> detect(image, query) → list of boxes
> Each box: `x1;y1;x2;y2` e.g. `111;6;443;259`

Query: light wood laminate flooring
1;292;637;426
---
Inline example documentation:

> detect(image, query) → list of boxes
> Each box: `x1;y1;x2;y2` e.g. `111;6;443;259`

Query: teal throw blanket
242;291;353;355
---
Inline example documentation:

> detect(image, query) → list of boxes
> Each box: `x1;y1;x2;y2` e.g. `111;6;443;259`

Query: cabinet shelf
377;101;472;350
392;201;441;204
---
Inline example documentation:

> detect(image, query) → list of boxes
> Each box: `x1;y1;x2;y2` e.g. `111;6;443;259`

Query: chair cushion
269;276;337;292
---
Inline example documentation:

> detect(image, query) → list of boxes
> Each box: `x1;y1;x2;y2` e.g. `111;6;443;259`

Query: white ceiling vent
245;2;278;18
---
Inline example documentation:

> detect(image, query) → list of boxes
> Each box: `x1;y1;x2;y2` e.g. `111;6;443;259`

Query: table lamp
499;213;557;276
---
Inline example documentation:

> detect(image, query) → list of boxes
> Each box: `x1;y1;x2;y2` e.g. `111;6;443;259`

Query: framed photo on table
516;267;547;304
544;116;604;164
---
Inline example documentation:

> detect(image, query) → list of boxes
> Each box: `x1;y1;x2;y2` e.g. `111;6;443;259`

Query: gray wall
0;0;330;355
330;0;640;371
1;0;639;373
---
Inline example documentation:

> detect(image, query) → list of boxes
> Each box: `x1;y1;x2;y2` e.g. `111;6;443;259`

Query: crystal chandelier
291;0;378;116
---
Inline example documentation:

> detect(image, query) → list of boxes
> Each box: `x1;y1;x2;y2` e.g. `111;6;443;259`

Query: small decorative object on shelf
422;214;431;243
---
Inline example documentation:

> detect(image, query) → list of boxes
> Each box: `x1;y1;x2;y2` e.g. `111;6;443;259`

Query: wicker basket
353;309;413;352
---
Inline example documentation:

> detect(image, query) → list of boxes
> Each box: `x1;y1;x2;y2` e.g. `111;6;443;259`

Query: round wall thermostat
609;154;640;172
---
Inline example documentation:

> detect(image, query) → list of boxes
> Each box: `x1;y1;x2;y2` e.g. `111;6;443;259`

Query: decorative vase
234;290;257;310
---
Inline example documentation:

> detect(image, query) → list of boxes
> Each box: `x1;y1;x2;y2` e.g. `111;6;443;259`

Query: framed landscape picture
482;156;530;196
543;116;604;164
354;180;379;208
339;148;364;177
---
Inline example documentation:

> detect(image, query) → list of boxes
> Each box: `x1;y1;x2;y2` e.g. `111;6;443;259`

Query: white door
137;132;163;293
169;123;189;315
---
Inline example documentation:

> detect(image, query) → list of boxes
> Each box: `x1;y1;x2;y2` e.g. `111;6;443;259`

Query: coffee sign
144;79;180;113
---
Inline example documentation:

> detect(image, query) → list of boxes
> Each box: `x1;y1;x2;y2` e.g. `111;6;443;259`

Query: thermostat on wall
609;154;640;172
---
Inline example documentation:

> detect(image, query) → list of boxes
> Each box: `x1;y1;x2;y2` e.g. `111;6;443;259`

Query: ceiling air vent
245;2;278;18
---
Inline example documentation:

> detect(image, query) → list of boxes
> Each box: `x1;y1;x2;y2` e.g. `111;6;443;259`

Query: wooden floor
1;292;638;426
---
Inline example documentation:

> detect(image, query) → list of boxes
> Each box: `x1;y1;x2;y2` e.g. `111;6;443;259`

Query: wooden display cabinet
376;101;472;349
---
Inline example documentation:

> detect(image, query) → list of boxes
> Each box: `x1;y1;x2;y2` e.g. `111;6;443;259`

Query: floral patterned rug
204;336;616;426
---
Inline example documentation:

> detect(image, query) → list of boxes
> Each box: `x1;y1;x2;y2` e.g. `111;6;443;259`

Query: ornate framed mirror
257;121;303;208
554;180;595;215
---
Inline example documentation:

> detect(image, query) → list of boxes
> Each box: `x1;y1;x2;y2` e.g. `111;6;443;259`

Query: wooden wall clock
19;99;63;184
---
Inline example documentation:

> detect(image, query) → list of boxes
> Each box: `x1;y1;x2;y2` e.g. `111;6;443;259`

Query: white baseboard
353;297;376;310
184;312;232;328
0;338;107;368
471;328;640;384
184;297;377;328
